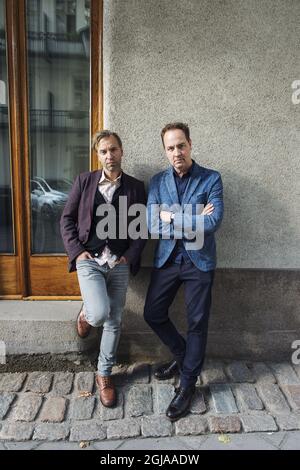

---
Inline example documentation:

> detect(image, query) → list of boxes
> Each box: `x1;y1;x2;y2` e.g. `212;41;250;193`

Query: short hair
161;122;190;146
92;130;123;151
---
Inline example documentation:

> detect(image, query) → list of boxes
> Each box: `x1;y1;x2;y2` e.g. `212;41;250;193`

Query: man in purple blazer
61;130;146;407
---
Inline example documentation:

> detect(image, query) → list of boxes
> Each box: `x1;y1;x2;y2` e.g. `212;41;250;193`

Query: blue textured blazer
147;161;224;271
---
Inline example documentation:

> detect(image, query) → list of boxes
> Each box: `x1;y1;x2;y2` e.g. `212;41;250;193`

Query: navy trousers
144;260;214;388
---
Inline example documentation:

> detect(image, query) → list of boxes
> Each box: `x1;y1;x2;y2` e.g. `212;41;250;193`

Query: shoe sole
166;408;190;422
99;397;117;408
154;366;179;381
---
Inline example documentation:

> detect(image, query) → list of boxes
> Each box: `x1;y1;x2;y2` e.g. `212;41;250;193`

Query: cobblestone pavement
0;360;300;449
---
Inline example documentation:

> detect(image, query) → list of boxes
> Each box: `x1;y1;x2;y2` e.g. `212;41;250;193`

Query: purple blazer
60;169;147;275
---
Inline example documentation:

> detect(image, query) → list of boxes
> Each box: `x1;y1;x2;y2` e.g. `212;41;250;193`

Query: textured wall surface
103;0;300;268
118;268;300;362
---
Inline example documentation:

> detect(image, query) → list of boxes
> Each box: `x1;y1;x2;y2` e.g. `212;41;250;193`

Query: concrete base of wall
0;300;95;355
0;269;299;363
119;268;300;363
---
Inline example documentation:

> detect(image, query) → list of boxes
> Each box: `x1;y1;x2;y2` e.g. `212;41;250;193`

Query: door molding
3;0;30;296
91;0;103;171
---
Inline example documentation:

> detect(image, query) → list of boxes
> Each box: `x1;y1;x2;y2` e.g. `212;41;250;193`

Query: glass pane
0;0;14;254
26;0;90;254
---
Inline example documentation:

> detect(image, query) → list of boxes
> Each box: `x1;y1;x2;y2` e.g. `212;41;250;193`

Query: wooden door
0;0;103;298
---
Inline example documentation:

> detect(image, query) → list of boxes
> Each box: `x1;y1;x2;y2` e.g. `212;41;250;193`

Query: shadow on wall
131;164;296;269
131;162;163;191
114;267;300;362
113;167;299;361
217;169;295;268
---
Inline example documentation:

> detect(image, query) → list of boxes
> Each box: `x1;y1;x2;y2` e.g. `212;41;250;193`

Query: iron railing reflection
0;30;89;58
27;31;87;57
30;109;89;130
0;108;88;130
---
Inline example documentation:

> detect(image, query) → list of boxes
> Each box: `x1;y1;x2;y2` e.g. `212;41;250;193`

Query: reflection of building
26;1;90;228
1;108;89;131
0;0;91;258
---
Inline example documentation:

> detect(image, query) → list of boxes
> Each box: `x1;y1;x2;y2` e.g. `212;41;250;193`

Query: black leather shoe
166;385;195;421
154;360;180;380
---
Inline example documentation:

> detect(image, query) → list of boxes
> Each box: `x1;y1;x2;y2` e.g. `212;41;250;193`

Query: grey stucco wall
102;0;300;361
118;268;300;362
103;0;300;269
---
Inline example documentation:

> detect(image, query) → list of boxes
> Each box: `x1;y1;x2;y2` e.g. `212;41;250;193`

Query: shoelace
101;376;113;388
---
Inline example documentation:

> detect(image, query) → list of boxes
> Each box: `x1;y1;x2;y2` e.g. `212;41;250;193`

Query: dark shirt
84;181;130;259
167;161;194;264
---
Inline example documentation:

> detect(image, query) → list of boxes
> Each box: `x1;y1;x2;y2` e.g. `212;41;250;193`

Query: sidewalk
0;360;300;450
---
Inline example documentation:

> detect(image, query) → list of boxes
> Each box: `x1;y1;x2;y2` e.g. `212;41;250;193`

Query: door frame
0;0;103;299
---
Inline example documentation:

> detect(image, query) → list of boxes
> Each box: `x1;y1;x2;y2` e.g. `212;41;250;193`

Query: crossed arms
147;173;224;242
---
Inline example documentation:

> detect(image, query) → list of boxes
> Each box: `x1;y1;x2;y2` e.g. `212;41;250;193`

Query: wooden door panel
29;257;80;297
0;256;19;296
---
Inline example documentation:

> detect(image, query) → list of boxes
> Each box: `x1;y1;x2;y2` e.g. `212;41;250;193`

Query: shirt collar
99;169;123;184
172;160;194;179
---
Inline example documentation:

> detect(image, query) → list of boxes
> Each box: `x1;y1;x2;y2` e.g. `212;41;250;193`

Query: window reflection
0;0;14;253
27;0;90;254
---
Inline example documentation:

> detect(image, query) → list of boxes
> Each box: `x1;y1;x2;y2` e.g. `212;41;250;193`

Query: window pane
0;0;14;254
26;0;90;254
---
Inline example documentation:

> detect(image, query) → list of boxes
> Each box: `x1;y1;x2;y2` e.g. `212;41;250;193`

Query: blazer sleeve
123;181;148;268
147;172;224;242
147;175;163;237
60;175;86;263
173;172;224;239
147;175;177;239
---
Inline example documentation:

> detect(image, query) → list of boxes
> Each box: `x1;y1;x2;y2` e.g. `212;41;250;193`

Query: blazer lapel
182;163;203;205
165;166;179;205
89;169;102;217
119;172;130;206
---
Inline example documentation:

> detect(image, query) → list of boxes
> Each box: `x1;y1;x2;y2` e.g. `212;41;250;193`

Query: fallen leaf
79;441;90;448
218;434;231;444
78;391;92;397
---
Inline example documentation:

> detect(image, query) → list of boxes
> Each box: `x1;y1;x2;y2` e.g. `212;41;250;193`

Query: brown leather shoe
96;375;116;407
76;308;91;338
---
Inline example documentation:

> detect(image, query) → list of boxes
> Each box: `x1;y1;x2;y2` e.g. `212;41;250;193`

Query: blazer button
95;253;98;257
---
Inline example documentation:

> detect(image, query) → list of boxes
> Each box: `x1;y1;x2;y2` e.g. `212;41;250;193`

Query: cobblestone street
0;360;300;449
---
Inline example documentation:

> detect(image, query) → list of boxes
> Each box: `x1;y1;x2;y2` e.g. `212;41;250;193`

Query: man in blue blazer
144;122;224;421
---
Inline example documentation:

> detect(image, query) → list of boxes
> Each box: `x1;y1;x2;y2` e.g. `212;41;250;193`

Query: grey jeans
76;259;129;376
